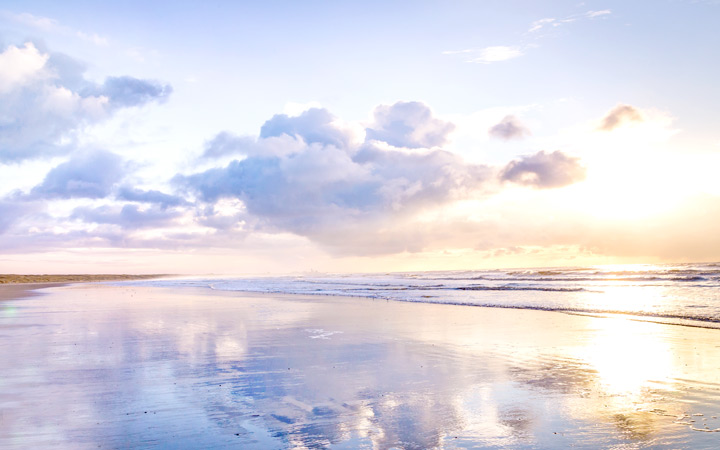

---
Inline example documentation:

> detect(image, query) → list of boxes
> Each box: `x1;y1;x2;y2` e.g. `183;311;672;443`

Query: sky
0;0;719;274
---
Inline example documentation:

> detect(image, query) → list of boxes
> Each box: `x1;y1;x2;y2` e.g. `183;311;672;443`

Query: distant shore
0;274;168;284
0;275;168;302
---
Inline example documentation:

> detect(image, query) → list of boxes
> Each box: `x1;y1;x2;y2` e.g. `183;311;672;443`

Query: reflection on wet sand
2;285;720;449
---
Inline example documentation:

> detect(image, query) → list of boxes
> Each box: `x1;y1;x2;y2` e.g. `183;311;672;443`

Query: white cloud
1;11;58;30
0;42;49;93
528;18;556;33
447;8;611;64
527;10;612;34
0;42;171;162
2;11;109;46
585;10;612;18
75;31;109;46
470;46;523;64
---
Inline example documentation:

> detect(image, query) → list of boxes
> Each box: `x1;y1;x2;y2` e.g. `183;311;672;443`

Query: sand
2;283;720;449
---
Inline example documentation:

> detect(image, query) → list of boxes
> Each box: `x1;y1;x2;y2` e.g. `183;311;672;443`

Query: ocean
124;262;720;328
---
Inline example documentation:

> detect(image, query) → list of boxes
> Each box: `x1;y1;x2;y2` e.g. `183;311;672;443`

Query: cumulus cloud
176;103;490;254
178;142;490;255
598;104;644;131
500;150;586;189
488;115;531;140
201;132;254;158
30;151;125;199
71;204;181;229
0;42;49;92
0;42;171;162
202;132;312;159
365;101;455;148
116;186;187;208
95;76;172;108
260;108;352;148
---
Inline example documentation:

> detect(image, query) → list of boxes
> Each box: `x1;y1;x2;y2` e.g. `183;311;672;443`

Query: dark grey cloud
71;204;181;229
0;42;172;162
116;186;187;208
488;115;531;140
365;101;455;148
260;108;351;148
31;151;125;199
598;104;643;131
500;150;586;189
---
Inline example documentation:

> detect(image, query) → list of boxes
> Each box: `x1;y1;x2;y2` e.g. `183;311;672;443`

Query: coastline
0;274;169;284
0;274;168;303
2;284;720;448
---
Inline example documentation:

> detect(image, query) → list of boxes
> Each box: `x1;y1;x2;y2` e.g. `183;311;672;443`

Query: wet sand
0;283;62;302
2;284;720;449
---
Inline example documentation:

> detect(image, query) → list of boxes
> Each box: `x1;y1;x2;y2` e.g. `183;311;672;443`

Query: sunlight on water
582;317;673;395
129;261;720;326
4;285;720;448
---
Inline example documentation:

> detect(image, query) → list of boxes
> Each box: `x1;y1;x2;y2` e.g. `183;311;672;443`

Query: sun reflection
581;316;673;397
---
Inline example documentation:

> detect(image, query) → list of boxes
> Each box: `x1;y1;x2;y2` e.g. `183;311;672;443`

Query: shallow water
126;262;720;328
2;285;720;449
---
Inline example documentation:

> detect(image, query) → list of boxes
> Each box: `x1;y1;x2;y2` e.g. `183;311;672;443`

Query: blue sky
0;1;719;273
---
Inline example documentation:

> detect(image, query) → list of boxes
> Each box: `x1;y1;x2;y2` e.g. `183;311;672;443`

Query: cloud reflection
3;286;720;449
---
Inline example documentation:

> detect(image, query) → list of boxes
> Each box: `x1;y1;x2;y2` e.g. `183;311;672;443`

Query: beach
2;283;720;449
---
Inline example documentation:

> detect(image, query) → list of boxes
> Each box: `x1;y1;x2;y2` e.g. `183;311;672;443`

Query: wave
426;275;709;283
113;262;720;330
455;285;589;292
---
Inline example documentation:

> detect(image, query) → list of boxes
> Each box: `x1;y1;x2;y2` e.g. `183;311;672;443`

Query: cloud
585;10;612;18
30;151;125;199
71;204;181;229
528;10;611;33
365;101;455;148
500;150;586;189
260;108;352;148
488;115;531;140
0;42;49;93
528;18;556;33
201;132;254;158
0;42;171;162
116;187;187;208
2;12;108;46
178;142;490;255
449;9;612;64
176;103;490;254
443;46;524;64
0;200;37;234
598;104;644;131
95;76;172;108
470;46;523;64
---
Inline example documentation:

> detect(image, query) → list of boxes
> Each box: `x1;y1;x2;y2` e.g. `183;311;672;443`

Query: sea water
124;262;720;328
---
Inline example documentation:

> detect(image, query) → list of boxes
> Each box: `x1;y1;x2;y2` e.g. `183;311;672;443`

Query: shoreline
0;274;169;303
0;274;169;284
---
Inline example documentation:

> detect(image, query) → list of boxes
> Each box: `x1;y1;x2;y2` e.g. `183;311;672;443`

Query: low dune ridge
0;274;168;284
